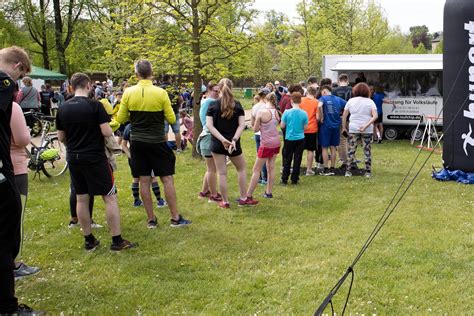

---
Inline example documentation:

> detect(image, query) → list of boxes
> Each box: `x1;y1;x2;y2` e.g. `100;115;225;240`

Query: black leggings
0;180;21;313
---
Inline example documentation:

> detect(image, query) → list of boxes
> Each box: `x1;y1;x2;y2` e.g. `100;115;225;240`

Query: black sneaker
15;303;45;315
147;217;158;229
110;239;138;251
170;215;192;227
85;238;100;251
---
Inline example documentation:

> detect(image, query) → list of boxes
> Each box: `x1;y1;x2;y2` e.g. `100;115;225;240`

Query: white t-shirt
251;101;267;135
345;96;377;134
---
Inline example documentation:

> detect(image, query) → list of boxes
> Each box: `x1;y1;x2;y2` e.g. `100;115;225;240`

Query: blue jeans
255;134;267;180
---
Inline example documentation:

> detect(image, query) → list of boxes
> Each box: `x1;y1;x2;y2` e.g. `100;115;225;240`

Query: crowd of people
0;44;389;314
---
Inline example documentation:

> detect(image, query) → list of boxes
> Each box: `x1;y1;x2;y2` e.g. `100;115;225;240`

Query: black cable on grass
314;56;468;316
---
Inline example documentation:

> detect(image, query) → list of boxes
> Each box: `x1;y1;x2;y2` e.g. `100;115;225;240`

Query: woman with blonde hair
16;76;40;112
206;78;254;208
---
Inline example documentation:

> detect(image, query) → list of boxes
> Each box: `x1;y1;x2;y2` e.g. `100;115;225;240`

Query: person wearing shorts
318;85;347;176
56;72;136;251
121;123;167;212
117;60;191;228
299;85;319;175
206;78;251;208
196;82;222;203
246;92;281;200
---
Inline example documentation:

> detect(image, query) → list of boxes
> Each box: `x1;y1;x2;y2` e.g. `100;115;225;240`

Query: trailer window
348;71;443;97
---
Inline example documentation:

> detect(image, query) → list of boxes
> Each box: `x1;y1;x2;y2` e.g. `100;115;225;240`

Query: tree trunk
53;0;68;75
190;0;203;158
39;0;50;69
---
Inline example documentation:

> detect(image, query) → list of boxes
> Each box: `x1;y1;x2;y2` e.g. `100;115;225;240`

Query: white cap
274;81;280;85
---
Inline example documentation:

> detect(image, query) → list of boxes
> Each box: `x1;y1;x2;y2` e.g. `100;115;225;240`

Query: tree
52;0;85;75
409;25;432;50
151;0;257;157
14;0;52;69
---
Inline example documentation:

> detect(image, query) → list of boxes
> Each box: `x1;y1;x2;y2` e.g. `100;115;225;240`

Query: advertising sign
383;97;443;126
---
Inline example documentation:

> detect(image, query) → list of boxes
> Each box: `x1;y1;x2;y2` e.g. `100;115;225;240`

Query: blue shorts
164;113;180;134
319;125;340;147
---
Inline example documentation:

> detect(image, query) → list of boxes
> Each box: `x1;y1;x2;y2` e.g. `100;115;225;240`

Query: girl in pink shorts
246;93;281;200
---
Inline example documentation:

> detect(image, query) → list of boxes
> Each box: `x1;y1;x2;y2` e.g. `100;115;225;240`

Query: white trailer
322;54;443;140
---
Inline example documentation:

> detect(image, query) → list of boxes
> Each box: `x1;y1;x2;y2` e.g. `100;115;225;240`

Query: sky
252;0;445;33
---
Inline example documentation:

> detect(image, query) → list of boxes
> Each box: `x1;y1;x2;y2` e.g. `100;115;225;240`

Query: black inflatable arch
443;0;474;172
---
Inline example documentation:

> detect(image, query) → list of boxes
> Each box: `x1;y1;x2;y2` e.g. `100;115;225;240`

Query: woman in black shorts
206;78;252;208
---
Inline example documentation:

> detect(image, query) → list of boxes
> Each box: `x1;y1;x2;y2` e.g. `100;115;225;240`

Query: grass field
17;134;473;314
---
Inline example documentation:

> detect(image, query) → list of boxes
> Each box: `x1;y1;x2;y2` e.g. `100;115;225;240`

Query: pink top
183;116;193;140
259;107;281;149
10;102;31;175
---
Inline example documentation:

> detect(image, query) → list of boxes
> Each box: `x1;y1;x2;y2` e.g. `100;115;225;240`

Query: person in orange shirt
299;85;319;175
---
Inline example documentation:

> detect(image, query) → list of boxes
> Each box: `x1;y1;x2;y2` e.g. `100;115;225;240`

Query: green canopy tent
28;66;67;80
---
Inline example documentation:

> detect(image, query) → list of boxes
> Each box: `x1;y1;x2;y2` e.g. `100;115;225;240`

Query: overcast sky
252;0;445;33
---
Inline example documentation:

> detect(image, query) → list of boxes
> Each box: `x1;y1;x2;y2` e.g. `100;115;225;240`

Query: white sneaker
345;171;352;177
365;172;372;178
91;221;103;229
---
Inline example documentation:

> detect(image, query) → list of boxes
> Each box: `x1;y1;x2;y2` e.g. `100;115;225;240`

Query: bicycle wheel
41;136;68;177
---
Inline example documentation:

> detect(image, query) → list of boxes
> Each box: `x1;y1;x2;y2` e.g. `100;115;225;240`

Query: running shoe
319;169;335;176
365;172;372;178
110;239;138;251
176;149;183;154
68;220;79;228
170;215;192;227
244;196;259;206
14;304;45;315
208;194;223;203
147;217;158;229
157;198;167;208
14;263;40;280
263;192;273;198
218;201;230;209
305;170;315;176
133;199;143;207
91;221;103;229
345;171;352;177
85;238;100;251
258;179;268;185
198;191;210;198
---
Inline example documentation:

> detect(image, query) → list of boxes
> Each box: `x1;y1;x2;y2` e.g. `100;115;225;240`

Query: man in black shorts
117;60;191;228
56;73;136;251
0;46;37;314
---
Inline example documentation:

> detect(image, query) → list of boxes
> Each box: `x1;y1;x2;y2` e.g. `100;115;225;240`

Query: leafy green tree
409;25;432;50
151;0;257;156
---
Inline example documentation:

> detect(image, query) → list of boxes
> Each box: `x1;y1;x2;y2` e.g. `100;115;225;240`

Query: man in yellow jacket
117;60;191;228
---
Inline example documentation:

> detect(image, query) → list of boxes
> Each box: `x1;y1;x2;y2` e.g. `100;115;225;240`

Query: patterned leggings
347;133;372;172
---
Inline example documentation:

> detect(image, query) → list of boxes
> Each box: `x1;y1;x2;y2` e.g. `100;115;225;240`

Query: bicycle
23;110;46;137
26;114;68;178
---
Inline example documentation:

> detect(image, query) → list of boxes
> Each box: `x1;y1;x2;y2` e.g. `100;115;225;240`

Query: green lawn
18;134;473;314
